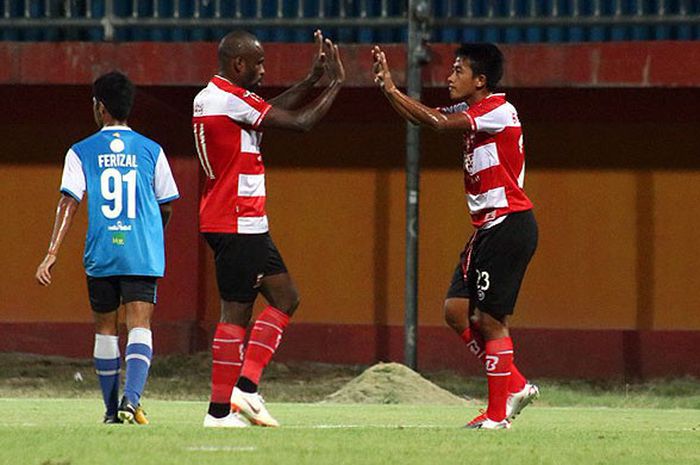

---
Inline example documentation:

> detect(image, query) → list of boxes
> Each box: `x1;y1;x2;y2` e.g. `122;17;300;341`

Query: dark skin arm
261;38;345;133
267;30;327;110
372;46;471;132
159;202;173;229
35;194;80;286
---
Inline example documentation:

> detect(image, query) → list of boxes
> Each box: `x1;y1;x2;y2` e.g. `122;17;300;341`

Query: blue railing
1;1;699;42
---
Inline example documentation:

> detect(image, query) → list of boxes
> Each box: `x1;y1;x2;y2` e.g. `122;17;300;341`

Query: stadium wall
1;42;699;379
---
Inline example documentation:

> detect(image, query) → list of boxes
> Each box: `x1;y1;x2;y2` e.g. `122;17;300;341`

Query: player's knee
221;301;254;326
474;310;508;339
443;300;465;333
280;293;300;316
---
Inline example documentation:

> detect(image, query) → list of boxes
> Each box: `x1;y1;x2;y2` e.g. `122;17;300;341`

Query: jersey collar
101;125;132;131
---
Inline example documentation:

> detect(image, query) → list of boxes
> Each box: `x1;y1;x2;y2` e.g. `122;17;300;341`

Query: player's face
241;42;266;90
447;57;484;101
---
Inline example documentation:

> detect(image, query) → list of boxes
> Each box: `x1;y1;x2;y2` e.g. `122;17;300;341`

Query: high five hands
372;45;396;93
308;30;345;84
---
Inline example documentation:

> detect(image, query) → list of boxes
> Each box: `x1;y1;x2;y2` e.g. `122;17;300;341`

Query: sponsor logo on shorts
253;273;264;289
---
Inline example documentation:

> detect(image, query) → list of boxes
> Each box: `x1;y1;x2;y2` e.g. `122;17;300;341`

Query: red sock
459;327;486;361
509;363;527;394
240;306;290;385
484;337;514;422
210;323;246;403
461;328;526;395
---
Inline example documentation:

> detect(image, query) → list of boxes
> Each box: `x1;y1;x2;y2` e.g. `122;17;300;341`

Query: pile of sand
323;362;468;405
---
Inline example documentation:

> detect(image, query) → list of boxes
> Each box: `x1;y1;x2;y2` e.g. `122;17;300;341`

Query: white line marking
185;446;256;452
289;424;445;429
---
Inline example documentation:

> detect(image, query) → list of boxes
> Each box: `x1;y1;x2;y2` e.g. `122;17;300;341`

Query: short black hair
218;29;258;68
455;43;504;90
93;71;135;121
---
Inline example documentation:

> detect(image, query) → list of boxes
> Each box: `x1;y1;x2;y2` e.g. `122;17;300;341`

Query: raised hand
324;38;345;84
307;29;328;82
372;45;395;93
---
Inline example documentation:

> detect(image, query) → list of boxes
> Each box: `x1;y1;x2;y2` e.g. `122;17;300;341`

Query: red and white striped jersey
445;93;533;228
192;75;272;233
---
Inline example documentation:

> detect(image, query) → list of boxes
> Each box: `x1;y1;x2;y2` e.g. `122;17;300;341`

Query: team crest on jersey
464;150;474;173
110;138;125;153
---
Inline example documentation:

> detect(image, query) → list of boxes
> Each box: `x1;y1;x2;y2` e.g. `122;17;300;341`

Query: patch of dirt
323;362;470;405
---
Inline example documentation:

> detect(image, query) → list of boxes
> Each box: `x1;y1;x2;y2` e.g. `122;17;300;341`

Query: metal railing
1;1;700;42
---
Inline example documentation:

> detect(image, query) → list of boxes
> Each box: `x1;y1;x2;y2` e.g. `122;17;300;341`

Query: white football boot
230;387;279;427
506;383;540;421
203;412;249;428
465;412;511;430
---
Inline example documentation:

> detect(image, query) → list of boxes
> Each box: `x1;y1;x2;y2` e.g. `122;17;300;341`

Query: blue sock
93;334;120;416
123;328;153;405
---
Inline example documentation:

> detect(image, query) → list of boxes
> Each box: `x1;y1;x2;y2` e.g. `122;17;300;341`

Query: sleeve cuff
253;104;272;129
463;111;476;130
157;194;180;204
60;188;82;202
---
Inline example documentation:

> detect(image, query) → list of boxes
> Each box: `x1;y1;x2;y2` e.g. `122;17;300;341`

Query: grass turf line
0;399;699;465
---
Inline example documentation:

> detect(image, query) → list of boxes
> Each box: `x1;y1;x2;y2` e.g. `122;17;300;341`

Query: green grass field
1;399;699;465
3;354;700;465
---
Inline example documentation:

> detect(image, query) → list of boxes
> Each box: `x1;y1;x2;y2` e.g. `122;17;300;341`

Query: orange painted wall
2;85;700;336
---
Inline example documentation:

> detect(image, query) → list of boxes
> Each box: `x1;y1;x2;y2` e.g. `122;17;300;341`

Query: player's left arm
159;202;173;229
36;194;80;286
372;46;471;132
268;30;327;110
153;148;180;231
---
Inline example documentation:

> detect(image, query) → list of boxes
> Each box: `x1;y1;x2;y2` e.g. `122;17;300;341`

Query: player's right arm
260;38;345;132
267;30;327;110
372;45;471;132
36;147;85;286
36;194;79;286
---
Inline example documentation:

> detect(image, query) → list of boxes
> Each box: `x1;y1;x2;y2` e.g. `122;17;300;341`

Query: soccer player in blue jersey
35;71;180;424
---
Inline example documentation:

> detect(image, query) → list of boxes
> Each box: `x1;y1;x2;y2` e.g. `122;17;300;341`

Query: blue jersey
60;126;179;278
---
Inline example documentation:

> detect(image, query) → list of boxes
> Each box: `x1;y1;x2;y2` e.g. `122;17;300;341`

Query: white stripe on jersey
237;174;266;197
473;100;520;134
241;128;262;154
194;81;263;127
469;142;500;176
238;216;269;234
194;123;215;179
517;160;526;188
467;187;509;213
